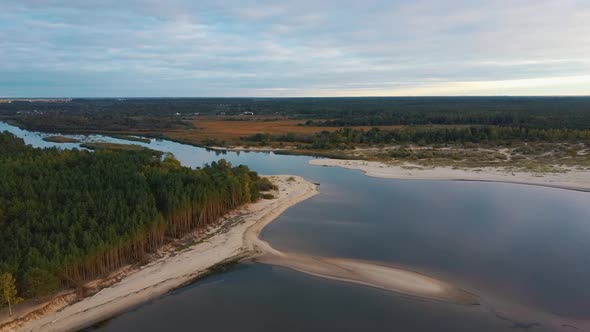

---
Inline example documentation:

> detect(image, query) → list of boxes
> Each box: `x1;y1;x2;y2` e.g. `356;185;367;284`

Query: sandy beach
309;159;590;192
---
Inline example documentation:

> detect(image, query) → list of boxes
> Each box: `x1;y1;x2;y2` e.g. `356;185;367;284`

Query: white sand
257;254;477;305
309;159;590;192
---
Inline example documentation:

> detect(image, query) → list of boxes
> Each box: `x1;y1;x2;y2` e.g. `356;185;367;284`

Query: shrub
257;178;277;191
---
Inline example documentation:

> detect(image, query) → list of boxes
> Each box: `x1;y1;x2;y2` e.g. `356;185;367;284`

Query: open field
166;118;328;143
160;117;405;145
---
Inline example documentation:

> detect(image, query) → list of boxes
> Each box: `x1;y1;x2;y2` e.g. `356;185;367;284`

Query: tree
23;268;59;299
0;273;22;316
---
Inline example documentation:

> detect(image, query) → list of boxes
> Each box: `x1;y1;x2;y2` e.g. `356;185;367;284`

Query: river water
2;122;589;331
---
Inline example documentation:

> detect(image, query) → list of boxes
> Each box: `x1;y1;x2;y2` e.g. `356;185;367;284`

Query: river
1;122;589;331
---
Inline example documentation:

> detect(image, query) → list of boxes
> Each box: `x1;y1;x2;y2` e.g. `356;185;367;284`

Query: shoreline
6;175;318;332
309;159;590;193
9;156;584;331
6;171;482;332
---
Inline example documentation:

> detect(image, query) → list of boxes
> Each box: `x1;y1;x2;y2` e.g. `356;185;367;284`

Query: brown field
161;117;405;145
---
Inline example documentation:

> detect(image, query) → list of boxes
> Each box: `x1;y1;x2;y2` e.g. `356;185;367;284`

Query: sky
1;0;589;97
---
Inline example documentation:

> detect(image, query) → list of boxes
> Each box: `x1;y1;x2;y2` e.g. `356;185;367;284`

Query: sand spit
257;253;478;305
309;159;590;192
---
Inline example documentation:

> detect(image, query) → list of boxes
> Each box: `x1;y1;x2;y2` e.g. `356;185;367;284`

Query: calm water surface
2;122;589;331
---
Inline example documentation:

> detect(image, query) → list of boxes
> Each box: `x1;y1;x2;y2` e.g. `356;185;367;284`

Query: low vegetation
241;126;590;169
42;136;80;143
261;193;275;199
80;142;151;151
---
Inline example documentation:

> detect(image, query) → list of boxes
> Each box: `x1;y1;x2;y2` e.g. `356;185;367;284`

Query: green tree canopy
0;131;270;302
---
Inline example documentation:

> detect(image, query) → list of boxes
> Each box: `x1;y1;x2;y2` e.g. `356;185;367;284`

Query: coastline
309;159;590;192
7;175;318;332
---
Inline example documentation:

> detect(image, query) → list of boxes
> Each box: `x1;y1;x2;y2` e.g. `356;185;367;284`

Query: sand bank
309;159;590;192
257;254;478;305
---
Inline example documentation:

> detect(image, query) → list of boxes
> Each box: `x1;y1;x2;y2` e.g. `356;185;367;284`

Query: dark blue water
2;122;589;331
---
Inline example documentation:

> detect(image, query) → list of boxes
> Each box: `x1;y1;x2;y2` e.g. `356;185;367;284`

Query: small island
80;142;151;151
42;135;80;143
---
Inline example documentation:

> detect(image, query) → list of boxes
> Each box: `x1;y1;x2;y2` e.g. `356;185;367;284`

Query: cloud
0;0;589;96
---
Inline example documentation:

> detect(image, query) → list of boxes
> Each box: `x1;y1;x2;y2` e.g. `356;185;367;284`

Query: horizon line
2;95;590;99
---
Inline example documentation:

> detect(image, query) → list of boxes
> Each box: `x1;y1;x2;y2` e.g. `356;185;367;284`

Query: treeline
306;111;528;127
8;111;193;133
244;126;590;149
2;97;590;130
0;132;272;301
301;97;590;129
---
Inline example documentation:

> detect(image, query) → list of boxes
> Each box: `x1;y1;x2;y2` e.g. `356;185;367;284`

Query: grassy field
160;116;405;146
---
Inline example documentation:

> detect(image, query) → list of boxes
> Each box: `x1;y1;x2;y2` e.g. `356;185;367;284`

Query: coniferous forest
0;131;271;300
244;126;590;150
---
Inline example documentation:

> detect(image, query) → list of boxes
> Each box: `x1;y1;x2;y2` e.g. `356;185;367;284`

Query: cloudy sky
1;0;589;97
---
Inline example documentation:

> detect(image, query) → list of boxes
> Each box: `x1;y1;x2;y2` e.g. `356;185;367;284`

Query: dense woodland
2;97;590;131
0;132;272;301
244;126;590;150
